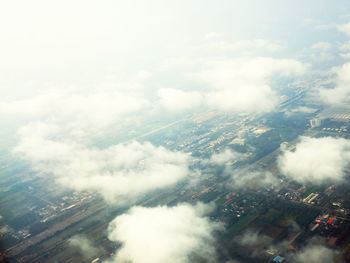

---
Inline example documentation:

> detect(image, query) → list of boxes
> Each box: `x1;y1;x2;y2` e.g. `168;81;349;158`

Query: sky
1;0;350;98
2;1;350;262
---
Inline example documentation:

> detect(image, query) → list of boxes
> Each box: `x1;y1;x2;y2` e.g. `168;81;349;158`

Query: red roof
327;218;335;224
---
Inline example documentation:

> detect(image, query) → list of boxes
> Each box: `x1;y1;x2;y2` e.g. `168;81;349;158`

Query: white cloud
162;56;196;69
157;88;204;111
204;150;277;189
159;57;306;113
315;23;337;31
14;124;190;204
205;32;225;39
319;62;350;105
238;231;272;248
339;41;350;51
195;57;306;90
209;149;241;165
309;42;333;62
339;42;350;59
230;170;278;189
233;231;274;259
291;242;342;263
194;57;306;112
69;235;102;259
303;18;313;25
340;53;350;60
285;106;317;117
205;84;277;112
0;89;150;140
312;42;331;51
278;137;350;184
202;39;284;53
106;203;223;263
338;22;350;36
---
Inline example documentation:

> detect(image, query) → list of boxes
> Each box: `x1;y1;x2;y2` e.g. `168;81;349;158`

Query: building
310;118;322;128
273;255;285;262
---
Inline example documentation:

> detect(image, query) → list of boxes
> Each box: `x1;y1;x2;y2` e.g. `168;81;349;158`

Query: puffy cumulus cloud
338;22;350;36
106;203;223;263
69;235;102;259
320;62;350;105
278;137;350;184
14;124;190;204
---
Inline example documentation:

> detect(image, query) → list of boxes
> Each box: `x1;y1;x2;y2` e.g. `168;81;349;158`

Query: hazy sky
1;0;350;98
3;0;350;201
2;2;350;262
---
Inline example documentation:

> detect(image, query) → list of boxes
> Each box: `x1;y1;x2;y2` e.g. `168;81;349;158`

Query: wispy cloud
69;235;103;259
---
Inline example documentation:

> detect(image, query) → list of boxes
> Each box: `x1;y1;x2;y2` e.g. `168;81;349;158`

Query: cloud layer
278;137;350;184
106;203;222;263
159;57;306;113
14;124;190;204
0;88;150;141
